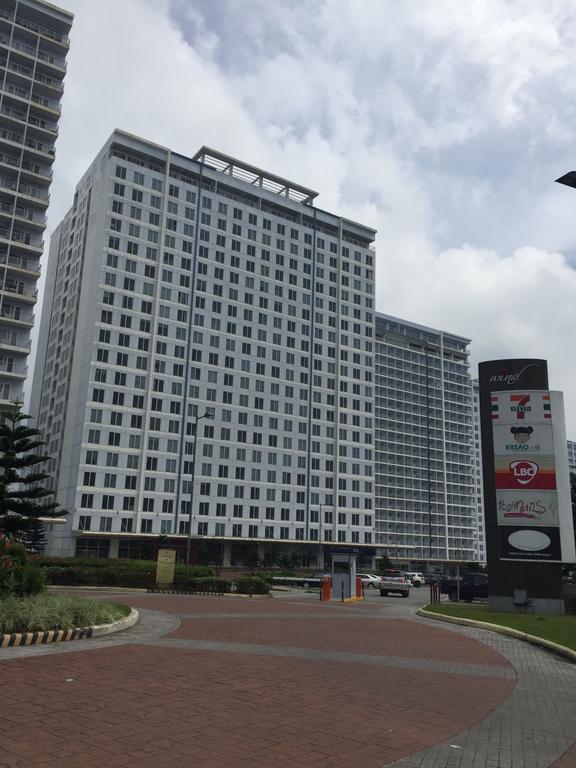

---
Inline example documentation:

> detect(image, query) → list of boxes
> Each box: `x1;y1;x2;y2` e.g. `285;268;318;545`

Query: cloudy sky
37;0;576;431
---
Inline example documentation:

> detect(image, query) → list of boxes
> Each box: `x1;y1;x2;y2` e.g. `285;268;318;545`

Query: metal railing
0;306;32;322
0;252;37;271
0;7;70;46
0;34;66;68
0;227;42;248
18;182;49;200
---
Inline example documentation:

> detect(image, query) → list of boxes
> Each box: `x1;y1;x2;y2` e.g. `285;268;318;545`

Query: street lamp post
185;409;213;571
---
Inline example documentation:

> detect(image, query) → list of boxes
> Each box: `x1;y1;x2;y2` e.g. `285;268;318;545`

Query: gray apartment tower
0;0;72;405
375;314;478;563
31;130;377;564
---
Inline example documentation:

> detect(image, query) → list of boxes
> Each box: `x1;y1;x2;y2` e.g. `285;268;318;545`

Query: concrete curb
0;607;139;648
48;586;149;593
147;588;272;598
418;606;576;663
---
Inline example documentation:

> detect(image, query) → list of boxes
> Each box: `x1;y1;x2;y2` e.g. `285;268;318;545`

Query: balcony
0;56;63;94
0;8;71;48
0;151;52;180
0;224;43;248
1;280;38;303
0;104;27;123
17;182;49;202
0;362;27;379
0;34;67;72
0;306;33;326
0;330;30;353
0;251;41;277
27;114;58;136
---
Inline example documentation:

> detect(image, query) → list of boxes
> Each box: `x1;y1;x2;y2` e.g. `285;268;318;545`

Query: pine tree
0;404;65;538
20;518;47;555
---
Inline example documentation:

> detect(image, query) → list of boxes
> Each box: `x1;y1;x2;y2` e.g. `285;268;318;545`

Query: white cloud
30;0;576;433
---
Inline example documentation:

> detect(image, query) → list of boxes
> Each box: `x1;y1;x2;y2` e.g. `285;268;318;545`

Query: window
78;515;91;531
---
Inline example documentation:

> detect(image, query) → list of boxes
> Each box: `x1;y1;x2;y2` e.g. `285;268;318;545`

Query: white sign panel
496;490;558;527
491;389;575;563
492;423;555;456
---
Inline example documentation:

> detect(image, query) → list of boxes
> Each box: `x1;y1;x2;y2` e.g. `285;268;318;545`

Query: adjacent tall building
0;0;72;405
374;314;478;563
567;440;576;475
31;130;377;563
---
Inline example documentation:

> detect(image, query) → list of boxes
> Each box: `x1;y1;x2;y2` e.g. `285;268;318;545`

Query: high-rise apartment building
0;0;72;405
31;130;377;563
567;440;576;475
374;313;477;563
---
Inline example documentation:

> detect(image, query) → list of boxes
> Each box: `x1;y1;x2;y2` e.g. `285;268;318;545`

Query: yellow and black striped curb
418;606;576;663
0;608;139;649
1;626;92;648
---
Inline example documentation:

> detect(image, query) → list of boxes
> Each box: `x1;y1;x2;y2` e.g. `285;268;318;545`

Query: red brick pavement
0;643;515;768
170;614;511;666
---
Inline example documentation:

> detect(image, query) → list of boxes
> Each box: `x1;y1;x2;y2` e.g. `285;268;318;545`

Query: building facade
0;0;72;405
31;130;377;564
374;314;478;564
567;440;576;475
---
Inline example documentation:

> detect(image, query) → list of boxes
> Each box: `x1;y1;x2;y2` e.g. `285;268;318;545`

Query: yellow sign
156;549;176;585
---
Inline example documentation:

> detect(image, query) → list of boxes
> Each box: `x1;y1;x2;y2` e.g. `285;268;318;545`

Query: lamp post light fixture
185;408;213;570
555;172;576;190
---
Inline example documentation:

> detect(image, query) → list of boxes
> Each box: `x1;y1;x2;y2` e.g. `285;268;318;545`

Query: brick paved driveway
0;591;574;767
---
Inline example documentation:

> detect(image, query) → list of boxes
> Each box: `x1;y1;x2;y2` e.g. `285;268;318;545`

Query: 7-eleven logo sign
510;394;531;420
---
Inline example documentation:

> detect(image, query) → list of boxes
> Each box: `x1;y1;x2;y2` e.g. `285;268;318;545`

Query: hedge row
39;558;271;594
40;557;213;589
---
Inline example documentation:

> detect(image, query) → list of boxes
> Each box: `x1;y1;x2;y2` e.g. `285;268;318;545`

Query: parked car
357;573;382;589
424;574;442;585
379;569;410;598
448;572;488;603
404;572;424;587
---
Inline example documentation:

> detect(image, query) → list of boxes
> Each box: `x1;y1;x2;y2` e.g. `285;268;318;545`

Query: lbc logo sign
510;460;538;486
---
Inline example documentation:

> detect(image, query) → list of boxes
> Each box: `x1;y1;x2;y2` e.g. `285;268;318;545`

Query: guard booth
331;551;358;600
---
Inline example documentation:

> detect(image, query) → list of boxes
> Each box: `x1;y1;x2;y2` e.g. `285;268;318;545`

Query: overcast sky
35;0;576;432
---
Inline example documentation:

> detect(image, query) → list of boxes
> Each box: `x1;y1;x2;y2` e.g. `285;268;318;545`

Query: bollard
341;583;344;603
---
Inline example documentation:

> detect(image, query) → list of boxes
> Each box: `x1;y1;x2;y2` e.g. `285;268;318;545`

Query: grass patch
424;602;576;652
0;594;130;634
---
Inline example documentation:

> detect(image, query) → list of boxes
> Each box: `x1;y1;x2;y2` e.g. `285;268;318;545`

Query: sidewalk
0;590;574;767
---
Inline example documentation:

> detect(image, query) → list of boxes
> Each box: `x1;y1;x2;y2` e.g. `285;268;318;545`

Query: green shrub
0;594;129;634
40;557;214;588
235;575;271;594
0;532;45;597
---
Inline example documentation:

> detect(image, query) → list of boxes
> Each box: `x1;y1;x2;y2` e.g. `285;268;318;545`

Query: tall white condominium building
567;440;576;475
375;314;478;564
31;130;377;562
0;0;72;405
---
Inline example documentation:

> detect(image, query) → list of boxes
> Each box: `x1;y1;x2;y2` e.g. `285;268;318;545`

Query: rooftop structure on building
30;130;377;566
0;0;72;405
374;313;478;564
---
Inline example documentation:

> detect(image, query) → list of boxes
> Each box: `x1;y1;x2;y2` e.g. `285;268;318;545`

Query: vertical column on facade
304;208;317;540
439;331;450;559
175;159;202;535
332;218;343;544
135;150;171;536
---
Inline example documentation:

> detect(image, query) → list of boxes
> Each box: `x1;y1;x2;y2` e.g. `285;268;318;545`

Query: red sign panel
494;456;556;490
